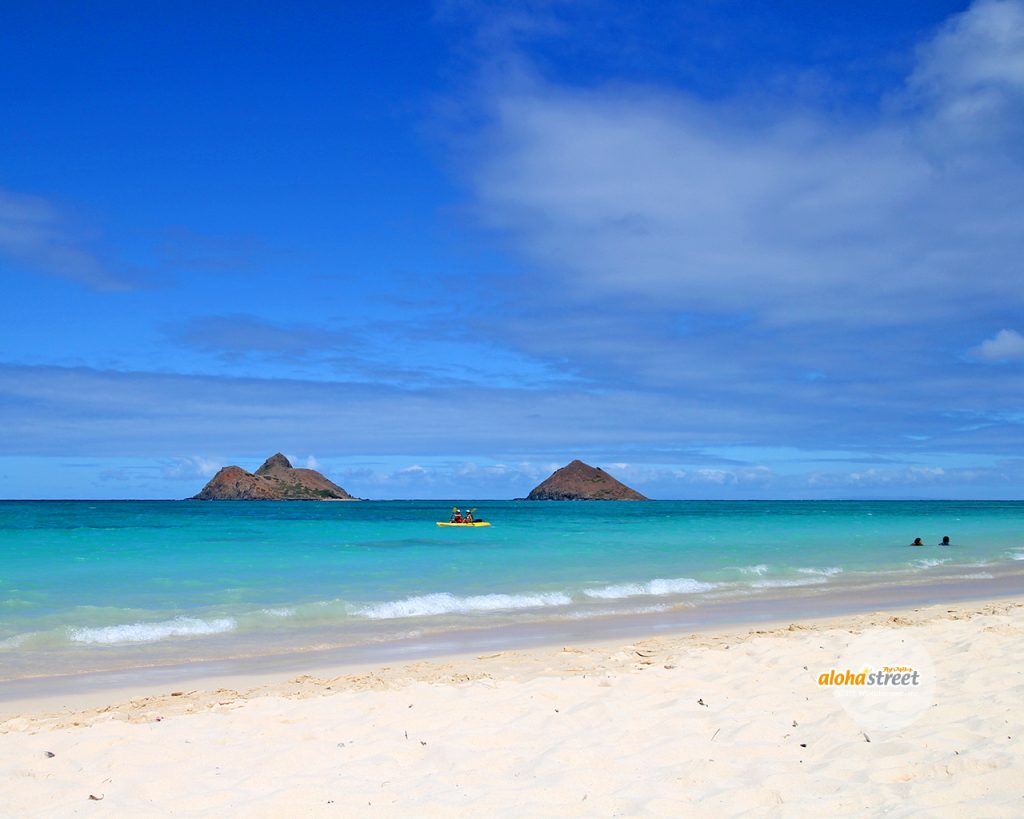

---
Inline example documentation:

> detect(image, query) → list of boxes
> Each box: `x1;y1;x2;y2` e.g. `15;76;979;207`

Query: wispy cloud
0;188;153;291
3;360;1023;461
167;312;574;390
170;314;358;360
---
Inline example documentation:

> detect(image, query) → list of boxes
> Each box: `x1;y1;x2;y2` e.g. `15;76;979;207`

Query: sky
2;0;1023;500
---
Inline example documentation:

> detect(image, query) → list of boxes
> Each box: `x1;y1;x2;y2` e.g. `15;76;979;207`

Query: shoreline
2;595;1023;815
3;569;1023;717
6;497;1023;693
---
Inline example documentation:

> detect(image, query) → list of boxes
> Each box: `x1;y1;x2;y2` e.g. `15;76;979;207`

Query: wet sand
2;595;1023;816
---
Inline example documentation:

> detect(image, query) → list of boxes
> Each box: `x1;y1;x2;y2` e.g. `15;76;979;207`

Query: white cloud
666;466;775;487
908;0;1024;143
846;466;947;485
162;456;224;480
972;328;1024;360
467;0;1024;326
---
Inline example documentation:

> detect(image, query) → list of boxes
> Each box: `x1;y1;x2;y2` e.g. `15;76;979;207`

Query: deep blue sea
2;500;1023;679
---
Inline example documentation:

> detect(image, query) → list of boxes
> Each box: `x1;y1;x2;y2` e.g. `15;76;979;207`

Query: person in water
940;536;950;545
911;537;924;546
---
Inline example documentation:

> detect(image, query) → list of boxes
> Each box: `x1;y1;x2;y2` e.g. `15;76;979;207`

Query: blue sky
2;0;1024;499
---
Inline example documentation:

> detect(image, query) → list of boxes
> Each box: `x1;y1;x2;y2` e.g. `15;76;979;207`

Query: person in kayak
465;508;475;523
450;507;463;523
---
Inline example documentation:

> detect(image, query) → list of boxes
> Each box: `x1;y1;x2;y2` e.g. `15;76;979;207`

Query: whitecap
738;564;769;576
260;607;296;618
911;558;951;569
749;577;826;588
796;567;843;577
68;616;237;645
568;604;671;619
355;592;573;620
583;577;716;600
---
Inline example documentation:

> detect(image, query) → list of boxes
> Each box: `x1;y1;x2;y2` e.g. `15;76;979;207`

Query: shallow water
2;500;1022;678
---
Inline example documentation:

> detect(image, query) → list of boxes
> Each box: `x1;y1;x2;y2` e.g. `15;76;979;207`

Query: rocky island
525;459;648;500
191;453;357;500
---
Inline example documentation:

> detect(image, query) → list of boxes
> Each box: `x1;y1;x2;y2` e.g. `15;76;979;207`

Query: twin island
192;454;648;501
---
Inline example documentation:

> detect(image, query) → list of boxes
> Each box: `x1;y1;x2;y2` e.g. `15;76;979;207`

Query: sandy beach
7;0;1024;815
2;597;1023;817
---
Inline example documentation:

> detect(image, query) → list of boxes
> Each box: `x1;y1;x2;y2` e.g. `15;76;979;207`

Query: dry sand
2;598;1023;817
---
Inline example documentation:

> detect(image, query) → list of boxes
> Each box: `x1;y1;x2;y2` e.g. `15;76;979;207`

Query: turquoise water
2;500;1023;678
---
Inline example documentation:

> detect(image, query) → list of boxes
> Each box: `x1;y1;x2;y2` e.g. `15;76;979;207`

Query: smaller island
524;459;648;500
191;453;357;501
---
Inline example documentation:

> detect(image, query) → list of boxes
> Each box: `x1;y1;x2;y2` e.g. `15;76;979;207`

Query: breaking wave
748;577;826;589
260;607;296;618
583;577;717;599
911;558;951;569
567;604;672;619
354;592;573;620
796;567;843;577
68;616;237;645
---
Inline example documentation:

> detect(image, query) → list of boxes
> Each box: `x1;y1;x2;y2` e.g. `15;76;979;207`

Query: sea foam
68;616;237;645
355;592;573;620
260;607;296;618
796;567;843;577
568;604;672;619
749;577;826;589
911;558;951;569
583;577;716;599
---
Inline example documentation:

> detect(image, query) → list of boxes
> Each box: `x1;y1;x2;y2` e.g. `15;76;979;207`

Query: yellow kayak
436;521;491;527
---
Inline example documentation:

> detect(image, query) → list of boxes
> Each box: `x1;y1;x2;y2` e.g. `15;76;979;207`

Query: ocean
2;499;1023;681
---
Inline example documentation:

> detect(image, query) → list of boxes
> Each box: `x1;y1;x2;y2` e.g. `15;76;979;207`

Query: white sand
2;599;1023;817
